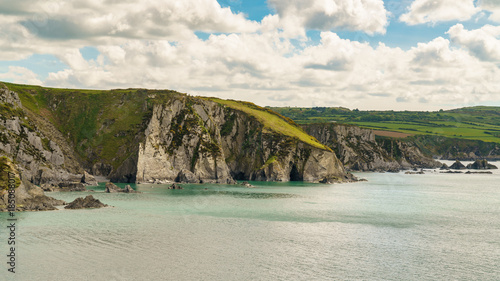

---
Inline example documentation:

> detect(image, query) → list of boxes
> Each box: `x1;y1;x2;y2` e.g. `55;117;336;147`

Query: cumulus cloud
0;0;499;110
448;24;500;61
37;30;500;110
0;66;42;85
400;0;478;25
478;0;500;22
7;0;259;40
268;0;389;36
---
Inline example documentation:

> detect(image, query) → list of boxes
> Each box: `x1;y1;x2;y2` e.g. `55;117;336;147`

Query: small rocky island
466;159;498;170
105;182;141;193
65;195;107;209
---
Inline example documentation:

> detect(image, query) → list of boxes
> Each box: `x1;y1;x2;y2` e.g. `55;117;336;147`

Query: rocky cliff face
1;82;353;184
303;123;441;171
0;156;66;211
0;85;84;184
135;96;353;183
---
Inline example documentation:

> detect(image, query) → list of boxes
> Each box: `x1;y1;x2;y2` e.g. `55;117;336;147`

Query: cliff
302;123;441;171
0;156;65;211
133;96;353;183
1;82;354;184
0;84;84;184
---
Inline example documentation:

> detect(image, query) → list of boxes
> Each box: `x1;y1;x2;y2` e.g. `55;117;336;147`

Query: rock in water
449;160;466;170
175;169;199;183
65;195;107;209
105;182;141;193
105;182;122;193
123;185;140;193
167;183;183;189
240;181;255;188
440;163;449;170
81;171;98;186
57;182;86;191
466;159;498;170
465;171;493;174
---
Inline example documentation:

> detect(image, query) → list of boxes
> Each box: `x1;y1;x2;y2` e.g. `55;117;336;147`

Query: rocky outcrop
410;135;500;161
81;171;98;186
302;123;441;171
0;157;66;211
167;183;183;189
450;160;466;170
2;83;354;184
175;169;199;183
0;84;86;187
240;181;255;188
105;182;121;193
134;96;353;183
466;159;498;169
56;182;86;191
123;185;140;193
65;195;107;209
105;182;139;193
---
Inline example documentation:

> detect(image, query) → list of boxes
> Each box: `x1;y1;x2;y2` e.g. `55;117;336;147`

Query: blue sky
0;0;499;110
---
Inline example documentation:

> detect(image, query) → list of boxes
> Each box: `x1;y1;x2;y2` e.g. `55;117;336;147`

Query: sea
1;160;499;280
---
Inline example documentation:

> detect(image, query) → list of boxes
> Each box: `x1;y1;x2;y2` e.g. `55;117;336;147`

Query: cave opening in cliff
289;163;302;181
231;171;246;180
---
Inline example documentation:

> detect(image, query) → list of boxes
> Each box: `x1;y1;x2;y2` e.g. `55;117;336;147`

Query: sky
0;0;499;111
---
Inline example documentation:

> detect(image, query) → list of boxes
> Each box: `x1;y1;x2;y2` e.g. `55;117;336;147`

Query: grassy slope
206;98;331;151
3;82;165;168
272;106;500;144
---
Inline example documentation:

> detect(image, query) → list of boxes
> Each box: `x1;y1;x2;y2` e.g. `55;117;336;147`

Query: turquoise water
1;168;499;280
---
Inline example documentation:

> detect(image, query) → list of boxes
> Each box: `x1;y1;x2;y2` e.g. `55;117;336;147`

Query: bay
1;162;499;280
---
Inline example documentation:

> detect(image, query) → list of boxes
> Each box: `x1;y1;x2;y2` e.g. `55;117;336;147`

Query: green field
271;106;500;143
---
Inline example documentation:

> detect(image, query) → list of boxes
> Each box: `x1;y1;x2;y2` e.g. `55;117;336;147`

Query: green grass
2;82;159;169
272;106;500;144
207;98;330;151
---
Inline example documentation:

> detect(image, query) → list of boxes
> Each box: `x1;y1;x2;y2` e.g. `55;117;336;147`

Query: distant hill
271;106;500;144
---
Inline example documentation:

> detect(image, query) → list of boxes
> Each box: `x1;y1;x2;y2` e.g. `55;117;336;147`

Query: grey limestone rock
65;195;107;209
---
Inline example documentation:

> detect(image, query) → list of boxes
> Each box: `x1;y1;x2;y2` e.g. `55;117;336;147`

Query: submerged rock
123;185;140;193
466;159;498;170
240;181;255;188
440;170;463;174
105;182;141;193
465;171;493;174
449;160;466;170
167;183;183;189
405;170;425;174
65;195;107;209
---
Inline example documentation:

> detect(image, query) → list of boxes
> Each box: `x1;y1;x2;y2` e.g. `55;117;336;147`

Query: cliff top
207;98;330;151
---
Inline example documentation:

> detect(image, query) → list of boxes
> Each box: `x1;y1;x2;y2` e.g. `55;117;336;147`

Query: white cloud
0;66;43;85
479;0;500;22
39;30;500;110
448;24;500;61
0;0;499;110
268;0;389;36
400;0;478;25
7;0;259;40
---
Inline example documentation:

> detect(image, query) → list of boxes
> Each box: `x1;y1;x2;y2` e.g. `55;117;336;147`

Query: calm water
1;162;499;280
